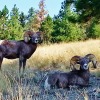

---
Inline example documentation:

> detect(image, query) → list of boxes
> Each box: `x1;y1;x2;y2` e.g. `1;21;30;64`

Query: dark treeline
0;0;100;43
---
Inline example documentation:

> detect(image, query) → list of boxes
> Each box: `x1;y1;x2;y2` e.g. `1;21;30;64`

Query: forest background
0;0;100;43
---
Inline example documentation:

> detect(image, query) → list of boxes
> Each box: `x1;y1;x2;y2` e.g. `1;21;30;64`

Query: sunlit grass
30;39;100;70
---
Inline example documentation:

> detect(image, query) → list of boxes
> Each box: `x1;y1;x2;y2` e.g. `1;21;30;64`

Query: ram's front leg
23;58;27;73
19;55;24;73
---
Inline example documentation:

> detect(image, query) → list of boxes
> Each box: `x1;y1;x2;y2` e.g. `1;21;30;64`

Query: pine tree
40;15;54;43
19;12;26;28
0;5;9;39
8;4;23;40
25;7;36;30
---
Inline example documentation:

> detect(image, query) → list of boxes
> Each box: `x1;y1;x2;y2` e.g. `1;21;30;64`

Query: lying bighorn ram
0;30;42;72
70;54;97;71
44;55;97;89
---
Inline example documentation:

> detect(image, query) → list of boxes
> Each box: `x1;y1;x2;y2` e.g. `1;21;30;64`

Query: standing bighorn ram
70;54;97;71
44;56;97;89
0;30;42;72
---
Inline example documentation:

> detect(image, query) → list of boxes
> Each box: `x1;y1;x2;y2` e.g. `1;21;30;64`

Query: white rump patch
44;76;50;90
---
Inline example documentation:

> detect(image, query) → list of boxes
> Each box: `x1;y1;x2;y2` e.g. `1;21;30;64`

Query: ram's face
30;32;42;44
24;30;43;43
80;58;90;70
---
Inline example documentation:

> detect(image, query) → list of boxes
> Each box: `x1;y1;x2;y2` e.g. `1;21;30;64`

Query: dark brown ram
0;30;42;72
44;57;97;89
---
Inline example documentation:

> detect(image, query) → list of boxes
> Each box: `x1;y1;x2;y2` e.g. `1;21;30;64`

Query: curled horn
23;30;34;42
70;55;82;71
84;54;97;68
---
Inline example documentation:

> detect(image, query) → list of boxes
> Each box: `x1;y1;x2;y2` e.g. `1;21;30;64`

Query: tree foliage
40;15;54;43
19;12;26;27
0;0;100;43
75;0;100;21
0;5;9;39
25;7;36;30
8;4;23;40
50;0;85;42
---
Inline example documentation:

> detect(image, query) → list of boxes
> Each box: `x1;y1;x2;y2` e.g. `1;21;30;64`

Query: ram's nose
83;64;88;70
35;38;39;43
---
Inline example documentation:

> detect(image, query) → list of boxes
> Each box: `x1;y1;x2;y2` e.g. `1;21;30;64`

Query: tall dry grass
2;39;100;71
29;39;100;72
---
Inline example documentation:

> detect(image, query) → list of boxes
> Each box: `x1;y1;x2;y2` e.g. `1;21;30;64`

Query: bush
87;21;100;39
66;23;86;41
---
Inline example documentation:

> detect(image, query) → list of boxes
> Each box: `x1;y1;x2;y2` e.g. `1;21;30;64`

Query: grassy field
3;39;100;71
0;39;100;99
1;39;100;82
32;39;100;70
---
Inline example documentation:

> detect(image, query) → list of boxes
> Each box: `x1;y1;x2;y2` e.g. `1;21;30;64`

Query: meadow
0;39;100;100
